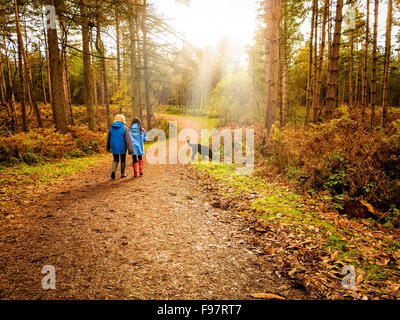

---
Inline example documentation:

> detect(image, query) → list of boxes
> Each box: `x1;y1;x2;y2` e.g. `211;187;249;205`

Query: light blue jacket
129;123;147;156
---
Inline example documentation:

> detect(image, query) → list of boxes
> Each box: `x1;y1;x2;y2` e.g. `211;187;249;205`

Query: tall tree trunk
280;0;288;128
382;0;392;127
95;0;111;128
355;40;359;104
14;0;43;128
362;0;370;122
129;4;138;117
3;37;18;129
135;8;143;122
370;0;379;128
14;1;27;131
349;29;354;108
265;0;281;133
59;21;74;125
40;54;48;105
44;0;68;133
61;40;74;125
41;4;54;119
313;0;329;123
312;0;318;106
325;0;343;121
81;0;96;131
305;0;316;125
89;36;99;111
115;7;122;113
0;62;10;117
322;2;333;119
141;0;152;130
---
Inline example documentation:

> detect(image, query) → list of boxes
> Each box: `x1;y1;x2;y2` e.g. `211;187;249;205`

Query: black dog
187;140;213;161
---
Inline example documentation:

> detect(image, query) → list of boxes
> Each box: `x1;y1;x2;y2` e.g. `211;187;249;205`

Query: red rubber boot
133;162;138;178
139;160;144;176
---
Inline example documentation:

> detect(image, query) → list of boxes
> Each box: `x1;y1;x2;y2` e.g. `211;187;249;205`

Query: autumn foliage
257;115;400;226
0;127;106;165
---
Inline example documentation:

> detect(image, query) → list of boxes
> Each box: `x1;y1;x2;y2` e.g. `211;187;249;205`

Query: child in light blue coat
129;118;147;177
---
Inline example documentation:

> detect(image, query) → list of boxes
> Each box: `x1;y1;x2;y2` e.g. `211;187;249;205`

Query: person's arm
124;126;134;155
106;130;111;152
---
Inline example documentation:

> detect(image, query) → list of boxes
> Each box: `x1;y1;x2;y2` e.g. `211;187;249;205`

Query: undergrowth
195;162;400;286
256;113;400;226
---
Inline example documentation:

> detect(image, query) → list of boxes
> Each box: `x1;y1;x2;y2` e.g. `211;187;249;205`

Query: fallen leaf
372;232;385;240
265;248;276;255
375;258;390;266
360;200;375;214
288;268;297;277
330;250;339;260
251;293;286;300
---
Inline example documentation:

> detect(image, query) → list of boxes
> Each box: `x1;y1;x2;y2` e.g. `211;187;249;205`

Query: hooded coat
107;121;133;155
129;123;147;156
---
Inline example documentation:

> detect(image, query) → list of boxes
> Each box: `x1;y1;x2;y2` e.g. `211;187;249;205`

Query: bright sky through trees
153;0;258;57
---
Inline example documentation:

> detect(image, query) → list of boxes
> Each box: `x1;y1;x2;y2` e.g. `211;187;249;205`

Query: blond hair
114;114;126;123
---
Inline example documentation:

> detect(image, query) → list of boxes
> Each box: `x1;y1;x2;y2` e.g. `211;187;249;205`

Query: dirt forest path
0;115;306;300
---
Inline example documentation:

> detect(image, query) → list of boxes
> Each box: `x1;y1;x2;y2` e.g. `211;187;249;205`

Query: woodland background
0;0;399;227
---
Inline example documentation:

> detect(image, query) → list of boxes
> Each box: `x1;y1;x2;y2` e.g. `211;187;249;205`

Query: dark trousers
132;155;143;163
113;154;126;164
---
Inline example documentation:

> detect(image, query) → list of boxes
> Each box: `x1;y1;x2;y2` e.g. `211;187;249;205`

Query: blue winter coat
107;121;133;155
129;123;147;156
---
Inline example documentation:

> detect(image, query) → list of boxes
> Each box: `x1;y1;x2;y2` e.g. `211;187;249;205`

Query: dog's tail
187;140;192;147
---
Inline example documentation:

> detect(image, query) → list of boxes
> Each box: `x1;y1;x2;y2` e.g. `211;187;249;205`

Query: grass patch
0;154;108;209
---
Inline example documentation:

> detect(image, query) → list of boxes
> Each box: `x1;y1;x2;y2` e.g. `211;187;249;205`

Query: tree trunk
3;37;18;129
95;1;111;128
265;0;281;133
135;8;143;122
362;0;370;123
0;62;10;117
44;0;68;133
313;0;329;123
355;40;359;104
40;55;48;105
81;0;96;131
14;0;43;128
305;0;316;125
370;0;379;128
349;30;354;108
129;3;138;117
89;35;99;111
382;0;392;127
312;0;318;108
59;21;74;125
41;5;54;120
323;2;333;119
14;1;27;131
281;0;288;128
115;7;122;113
141;0;152;130
325;0;343;121
61;41;74;125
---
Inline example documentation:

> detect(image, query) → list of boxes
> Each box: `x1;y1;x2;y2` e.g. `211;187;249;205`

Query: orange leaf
251;293;286;300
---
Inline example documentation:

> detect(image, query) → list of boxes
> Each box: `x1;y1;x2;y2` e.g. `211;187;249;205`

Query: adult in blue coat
107;114;133;179
129;118;147;177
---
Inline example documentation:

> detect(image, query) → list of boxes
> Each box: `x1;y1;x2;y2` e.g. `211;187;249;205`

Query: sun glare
154;0;257;50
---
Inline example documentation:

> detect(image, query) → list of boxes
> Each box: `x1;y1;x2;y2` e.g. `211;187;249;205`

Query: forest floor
0;115;306;300
0;115;399;300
